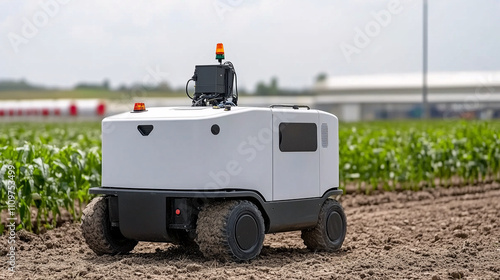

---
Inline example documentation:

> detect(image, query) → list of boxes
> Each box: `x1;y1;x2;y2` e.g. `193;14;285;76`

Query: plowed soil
1;183;500;280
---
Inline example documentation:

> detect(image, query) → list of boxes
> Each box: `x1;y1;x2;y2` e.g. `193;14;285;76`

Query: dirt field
1;183;499;280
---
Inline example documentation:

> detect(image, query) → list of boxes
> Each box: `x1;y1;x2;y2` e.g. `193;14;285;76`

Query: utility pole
422;0;429;119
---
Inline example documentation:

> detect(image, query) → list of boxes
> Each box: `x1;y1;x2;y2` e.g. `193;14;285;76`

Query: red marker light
175;209;181;215
133;103;146;112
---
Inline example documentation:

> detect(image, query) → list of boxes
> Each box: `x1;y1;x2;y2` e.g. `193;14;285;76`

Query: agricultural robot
81;44;347;261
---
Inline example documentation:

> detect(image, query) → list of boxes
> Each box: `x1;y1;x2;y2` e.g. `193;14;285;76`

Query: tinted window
279;123;317;152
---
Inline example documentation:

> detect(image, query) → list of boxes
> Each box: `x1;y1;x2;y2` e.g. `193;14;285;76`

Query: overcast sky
1;0;499;91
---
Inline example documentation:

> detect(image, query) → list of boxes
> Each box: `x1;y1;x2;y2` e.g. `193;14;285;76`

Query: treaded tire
81;197;138;255
195;200;265;262
301;199;347;252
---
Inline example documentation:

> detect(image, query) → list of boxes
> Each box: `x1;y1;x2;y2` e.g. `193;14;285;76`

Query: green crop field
1;120;499;233
340;121;500;192
0;122;101;232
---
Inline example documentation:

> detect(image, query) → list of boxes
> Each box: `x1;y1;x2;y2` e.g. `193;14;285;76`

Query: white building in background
312;71;500;121
103;71;500;122
1;72;499;122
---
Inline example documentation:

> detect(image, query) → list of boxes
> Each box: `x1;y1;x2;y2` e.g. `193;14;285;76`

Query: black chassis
89;187;343;242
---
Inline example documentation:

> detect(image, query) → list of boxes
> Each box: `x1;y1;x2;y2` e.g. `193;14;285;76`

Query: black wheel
195;200;265;262
81;197;138;255
301;199;347;251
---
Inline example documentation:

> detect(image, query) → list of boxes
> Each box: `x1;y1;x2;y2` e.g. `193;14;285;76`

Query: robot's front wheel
196;200;265;261
301;199;347;252
81;197;138;255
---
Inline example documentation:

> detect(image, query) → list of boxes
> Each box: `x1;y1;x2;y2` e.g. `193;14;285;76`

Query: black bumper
90;187;343;241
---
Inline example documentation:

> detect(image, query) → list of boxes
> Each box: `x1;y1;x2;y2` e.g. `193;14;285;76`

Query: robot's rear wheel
301;199;347;251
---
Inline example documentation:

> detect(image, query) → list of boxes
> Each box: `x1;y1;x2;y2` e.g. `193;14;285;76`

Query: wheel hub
235;214;258;251
326;211;343;241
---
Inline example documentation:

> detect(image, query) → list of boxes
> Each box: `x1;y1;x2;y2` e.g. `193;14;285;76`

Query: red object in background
69;104;78;116
0;110;4;116
9;109;14;116
42;108;49;116
54;108;61;116
18;109;23;116
96;102;106;116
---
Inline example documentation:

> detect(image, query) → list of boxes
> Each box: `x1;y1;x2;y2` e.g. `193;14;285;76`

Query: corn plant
0;122;100;232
